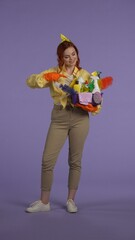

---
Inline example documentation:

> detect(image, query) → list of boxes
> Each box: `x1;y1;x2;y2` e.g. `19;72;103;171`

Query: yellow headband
60;34;71;42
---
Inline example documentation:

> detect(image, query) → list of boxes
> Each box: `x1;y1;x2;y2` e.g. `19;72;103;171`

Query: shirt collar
58;65;79;77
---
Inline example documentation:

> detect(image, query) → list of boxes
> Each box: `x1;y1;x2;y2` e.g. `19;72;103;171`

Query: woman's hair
57;41;81;69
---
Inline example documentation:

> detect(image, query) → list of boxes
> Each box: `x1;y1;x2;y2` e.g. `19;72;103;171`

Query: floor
1;189;135;240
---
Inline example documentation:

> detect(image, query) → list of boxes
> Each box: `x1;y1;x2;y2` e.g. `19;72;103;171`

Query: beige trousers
41;105;90;191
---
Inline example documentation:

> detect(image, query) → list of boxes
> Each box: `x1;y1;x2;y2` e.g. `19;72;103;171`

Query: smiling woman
63;47;77;68
57;40;81;72
25;34;102;214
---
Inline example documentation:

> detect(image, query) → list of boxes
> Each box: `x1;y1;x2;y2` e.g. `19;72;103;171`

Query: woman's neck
65;65;75;75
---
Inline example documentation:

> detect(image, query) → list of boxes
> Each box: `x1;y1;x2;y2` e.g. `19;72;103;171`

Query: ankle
67;198;74;201
40;199;49;205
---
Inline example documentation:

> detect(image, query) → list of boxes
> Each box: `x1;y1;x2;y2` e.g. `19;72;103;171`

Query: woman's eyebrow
64;51;75;57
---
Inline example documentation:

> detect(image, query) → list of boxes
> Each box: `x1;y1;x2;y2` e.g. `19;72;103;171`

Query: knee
68;153;82;169
68;160;81;171
42;160;54;172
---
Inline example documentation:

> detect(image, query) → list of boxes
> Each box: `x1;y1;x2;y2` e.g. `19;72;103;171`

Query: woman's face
63;47;78;68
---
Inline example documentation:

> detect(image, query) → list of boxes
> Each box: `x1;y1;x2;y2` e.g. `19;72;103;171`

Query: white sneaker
25;200;51;213
66;199;78;213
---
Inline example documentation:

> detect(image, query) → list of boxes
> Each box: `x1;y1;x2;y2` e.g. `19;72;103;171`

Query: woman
26;34;100;213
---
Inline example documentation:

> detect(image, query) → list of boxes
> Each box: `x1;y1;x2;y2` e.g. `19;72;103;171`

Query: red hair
57;41;81;69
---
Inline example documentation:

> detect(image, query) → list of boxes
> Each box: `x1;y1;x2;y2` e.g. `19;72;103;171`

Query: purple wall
0;0;135;203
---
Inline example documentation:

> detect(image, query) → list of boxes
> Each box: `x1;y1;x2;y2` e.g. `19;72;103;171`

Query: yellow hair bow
60;34;71;42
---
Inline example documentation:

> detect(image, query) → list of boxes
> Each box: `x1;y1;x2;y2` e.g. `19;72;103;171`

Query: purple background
0;0;135;239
